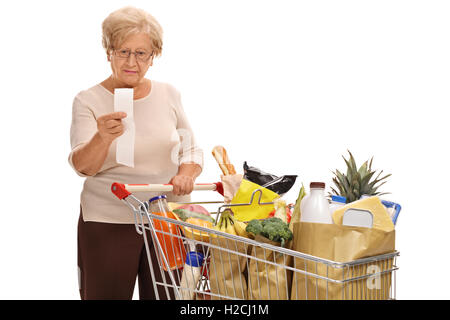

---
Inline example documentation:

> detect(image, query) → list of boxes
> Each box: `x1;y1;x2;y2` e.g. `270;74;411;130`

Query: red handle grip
111;183;131;200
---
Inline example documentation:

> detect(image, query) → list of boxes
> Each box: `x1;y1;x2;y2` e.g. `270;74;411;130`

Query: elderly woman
68;6;203;300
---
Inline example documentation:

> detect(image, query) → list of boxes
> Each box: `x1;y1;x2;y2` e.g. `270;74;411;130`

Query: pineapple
331;150;391;203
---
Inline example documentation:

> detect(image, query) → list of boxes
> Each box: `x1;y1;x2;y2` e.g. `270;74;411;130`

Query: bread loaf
211;146;236;175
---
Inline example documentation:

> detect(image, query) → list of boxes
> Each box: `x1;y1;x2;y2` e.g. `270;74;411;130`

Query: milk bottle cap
310;182;325;189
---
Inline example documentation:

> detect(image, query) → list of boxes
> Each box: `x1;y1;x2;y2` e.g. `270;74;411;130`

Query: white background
0;0;448;299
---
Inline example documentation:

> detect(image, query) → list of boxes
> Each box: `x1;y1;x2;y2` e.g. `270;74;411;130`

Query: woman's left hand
169;174;194;196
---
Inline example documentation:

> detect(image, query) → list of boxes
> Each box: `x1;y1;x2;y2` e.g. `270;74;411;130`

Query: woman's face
108;32;154;87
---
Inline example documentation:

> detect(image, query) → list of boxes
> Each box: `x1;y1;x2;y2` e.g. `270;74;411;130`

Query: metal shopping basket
111;182;399;300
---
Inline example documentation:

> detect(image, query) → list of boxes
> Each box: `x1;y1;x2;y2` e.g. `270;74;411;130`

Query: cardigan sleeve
68;94;98;177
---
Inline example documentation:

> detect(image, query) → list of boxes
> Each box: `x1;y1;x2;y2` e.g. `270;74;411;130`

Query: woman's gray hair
102;6;163;57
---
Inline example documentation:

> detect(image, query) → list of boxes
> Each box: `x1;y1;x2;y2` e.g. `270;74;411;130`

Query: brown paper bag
221;174;243;203
290;222;395;300
247;235;293;300
208;236;249;300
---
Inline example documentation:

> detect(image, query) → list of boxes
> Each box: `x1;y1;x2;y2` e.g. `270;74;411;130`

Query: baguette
211;145;236;176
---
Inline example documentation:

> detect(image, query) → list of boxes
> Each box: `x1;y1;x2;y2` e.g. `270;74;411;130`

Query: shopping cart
111;182;399;300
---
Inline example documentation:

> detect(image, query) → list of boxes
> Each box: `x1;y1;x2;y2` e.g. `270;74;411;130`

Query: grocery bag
230;179;279;222
247;235;293;300
221;174;243;203
290;222;395;300
208;237;249;300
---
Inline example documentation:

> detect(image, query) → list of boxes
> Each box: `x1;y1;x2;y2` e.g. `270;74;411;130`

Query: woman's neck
102;76;151;100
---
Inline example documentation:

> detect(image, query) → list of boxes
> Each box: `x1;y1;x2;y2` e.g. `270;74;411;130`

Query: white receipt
114;88;135;167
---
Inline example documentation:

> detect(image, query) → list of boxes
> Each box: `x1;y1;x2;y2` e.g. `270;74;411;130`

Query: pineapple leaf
333;151;391;202
342;156;353;183
372;169;384;182
361;169;375;183
348;150;358;174
330;187;339;196
370;180;388;194
332;177;345;195
369;173;392;190
353;177;360;192
358;161;369;179
337;170;352;197
360;171;376;194
347;191;358;203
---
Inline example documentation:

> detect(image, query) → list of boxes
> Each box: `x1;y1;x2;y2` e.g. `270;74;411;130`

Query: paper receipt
114;88;135;167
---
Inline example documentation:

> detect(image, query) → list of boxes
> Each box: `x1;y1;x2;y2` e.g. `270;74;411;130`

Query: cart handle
111;182;224;200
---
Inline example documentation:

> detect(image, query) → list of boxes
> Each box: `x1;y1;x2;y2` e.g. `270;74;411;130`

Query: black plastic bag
243;162;297;196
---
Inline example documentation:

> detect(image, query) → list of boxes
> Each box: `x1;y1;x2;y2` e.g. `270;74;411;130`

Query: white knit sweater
69;80;204;223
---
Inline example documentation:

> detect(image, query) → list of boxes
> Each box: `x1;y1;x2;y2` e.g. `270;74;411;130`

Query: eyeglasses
113;48;154;62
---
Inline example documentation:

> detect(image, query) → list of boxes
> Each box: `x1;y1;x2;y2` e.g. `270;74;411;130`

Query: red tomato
268;206;292;223
286;206;292;223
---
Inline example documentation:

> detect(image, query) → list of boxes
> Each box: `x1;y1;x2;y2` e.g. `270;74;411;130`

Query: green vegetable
289;183;306;231
172;208;215;224
246;219;264;236
246;217;293;247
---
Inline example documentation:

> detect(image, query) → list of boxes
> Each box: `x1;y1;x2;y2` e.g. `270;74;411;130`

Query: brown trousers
77;209;177;300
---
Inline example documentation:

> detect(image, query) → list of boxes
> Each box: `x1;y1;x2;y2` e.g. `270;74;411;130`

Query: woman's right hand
97;112;127;144
71;111;128;176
